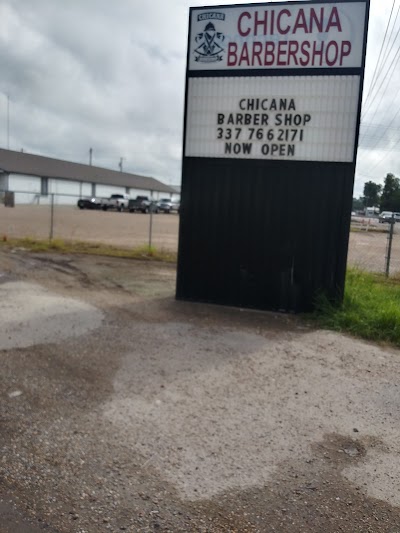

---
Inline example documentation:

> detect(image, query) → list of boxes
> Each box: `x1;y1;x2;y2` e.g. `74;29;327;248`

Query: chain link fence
2;191;400;277
348;215;400;277
0;191;179;252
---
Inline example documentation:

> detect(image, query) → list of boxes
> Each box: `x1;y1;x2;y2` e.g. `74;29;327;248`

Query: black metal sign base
177;157;354;313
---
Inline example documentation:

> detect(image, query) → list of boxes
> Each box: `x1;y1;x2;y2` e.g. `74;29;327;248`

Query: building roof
0;148;175;194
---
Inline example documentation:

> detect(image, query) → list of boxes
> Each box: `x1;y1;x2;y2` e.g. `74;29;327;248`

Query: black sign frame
177;0;370;313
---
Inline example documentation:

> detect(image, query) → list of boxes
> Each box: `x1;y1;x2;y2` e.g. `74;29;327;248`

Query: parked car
77;197;102;209
128;196;154;213
378;211;400;223
101;194;130;211
156;198;179;214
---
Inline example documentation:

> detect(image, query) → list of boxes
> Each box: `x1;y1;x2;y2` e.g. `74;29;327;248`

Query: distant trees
380;173;400;211
355;173;400;212
352;197;364;211
363;181;381;207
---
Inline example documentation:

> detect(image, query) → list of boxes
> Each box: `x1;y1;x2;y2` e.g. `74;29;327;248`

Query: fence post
148;207;153;250
385;216;395;277
49;193;55;242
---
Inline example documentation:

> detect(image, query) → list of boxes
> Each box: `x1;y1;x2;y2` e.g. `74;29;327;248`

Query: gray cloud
0;0;398;190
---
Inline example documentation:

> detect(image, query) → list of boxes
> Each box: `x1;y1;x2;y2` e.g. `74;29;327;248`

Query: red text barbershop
227;6;352;67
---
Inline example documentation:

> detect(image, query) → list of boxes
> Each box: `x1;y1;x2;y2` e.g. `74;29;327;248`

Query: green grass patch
313;268;400;346
0;237;177;263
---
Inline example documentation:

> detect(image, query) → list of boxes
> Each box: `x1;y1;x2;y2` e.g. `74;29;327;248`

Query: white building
0;148;178;205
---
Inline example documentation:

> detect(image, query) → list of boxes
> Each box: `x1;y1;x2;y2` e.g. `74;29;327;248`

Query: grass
313;268;400;347
0;237;177;263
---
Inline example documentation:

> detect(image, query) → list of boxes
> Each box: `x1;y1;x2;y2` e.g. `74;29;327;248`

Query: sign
178;1;369;314
184;1;368;163
188;3;366;71
185;75;360;162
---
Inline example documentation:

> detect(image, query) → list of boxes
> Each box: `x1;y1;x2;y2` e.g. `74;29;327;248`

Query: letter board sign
177;0;370;313
184;1;367;163
189;3;365;71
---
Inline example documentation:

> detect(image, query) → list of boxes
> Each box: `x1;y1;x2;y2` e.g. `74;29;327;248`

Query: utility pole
119;157;124;172
7;94;10;150
89;147;93;166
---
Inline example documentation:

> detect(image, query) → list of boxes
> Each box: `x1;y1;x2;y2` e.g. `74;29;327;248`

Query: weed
312;268;400;346
0;237;177;263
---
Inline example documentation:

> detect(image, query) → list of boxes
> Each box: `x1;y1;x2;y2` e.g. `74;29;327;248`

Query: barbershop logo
194;12;225;63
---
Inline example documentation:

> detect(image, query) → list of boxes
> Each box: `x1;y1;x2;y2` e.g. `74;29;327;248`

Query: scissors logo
194;21;225;63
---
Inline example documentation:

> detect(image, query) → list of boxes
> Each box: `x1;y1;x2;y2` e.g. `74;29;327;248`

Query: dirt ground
347;220;400;274
0;206;179;251
1;248;400;532
2;205;400;275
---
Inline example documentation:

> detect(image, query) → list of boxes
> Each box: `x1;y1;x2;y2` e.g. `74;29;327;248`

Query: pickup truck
77;194;130;211
101;194;130;211
378;211;400;223
128;196;155;213
156;198;179;214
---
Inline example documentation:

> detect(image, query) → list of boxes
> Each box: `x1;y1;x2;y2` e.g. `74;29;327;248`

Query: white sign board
188;2;366;71
184;2;367;163
185;75;360;162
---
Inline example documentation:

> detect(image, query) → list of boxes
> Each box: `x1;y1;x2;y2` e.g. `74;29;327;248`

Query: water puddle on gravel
0;281;103;350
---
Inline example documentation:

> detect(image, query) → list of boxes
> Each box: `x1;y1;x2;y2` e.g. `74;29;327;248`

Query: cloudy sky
0;0;397;195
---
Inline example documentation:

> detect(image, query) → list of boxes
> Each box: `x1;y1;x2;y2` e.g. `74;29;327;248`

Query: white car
378;211;400;223
157;199;179;213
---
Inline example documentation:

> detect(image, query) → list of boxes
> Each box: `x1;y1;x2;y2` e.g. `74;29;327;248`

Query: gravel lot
1;249;400;532
348;218;400;274
0;206;179;251
2;206;400;275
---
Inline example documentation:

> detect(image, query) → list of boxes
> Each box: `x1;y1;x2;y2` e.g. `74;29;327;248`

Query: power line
362;2;400;130
7;94;9;150
364;0;397;107
361;35;400;122
363;135;400;173
375;2;400;77
361;121;400;131
360;46;400;155
360;104;400;150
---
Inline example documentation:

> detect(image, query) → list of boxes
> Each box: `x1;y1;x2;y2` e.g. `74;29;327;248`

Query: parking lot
2;206;400;275
0;205;179;251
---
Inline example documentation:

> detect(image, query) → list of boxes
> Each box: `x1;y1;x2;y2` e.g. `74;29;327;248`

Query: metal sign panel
185;75;360;162
188;2;366;71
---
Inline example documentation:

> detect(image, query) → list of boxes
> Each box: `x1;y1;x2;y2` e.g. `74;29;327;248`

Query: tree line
353;173;400;212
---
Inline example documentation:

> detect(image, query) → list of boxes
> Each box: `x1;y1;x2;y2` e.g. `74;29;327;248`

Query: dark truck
128;196;155;213
77;197;102;209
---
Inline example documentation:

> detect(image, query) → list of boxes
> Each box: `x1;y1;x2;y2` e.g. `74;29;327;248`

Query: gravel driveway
1;249;400;532
3;206;400;275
